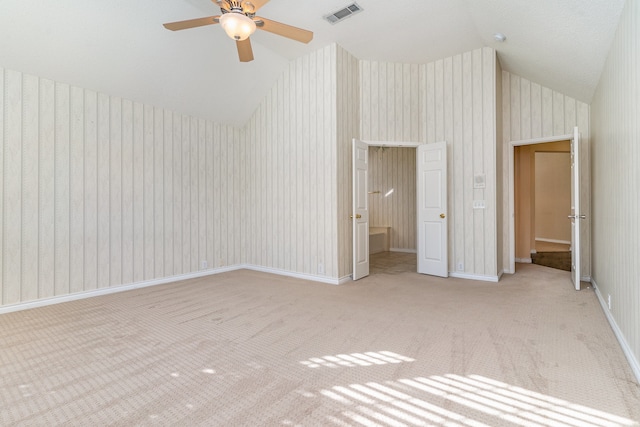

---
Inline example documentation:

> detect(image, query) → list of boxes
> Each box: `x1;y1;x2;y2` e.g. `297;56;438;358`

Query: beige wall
502;71;590;276
368;148;416;251
591;0;640;379
514;146;535;260
0;68;242;306
535;152;571;243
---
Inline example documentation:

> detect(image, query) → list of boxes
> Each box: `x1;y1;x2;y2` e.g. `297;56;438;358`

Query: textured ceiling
0;0;625;126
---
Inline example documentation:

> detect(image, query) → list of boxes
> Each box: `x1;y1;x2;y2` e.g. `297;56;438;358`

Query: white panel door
417;141;448;277
352;139;370;280
569;126;583;290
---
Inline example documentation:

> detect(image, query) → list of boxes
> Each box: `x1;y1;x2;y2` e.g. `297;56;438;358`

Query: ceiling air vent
324;3;363;24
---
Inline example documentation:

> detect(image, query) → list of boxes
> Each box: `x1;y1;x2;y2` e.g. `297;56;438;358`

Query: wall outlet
607;294;611;310
457;262;463;271
201;260;208;270
318;262;324;275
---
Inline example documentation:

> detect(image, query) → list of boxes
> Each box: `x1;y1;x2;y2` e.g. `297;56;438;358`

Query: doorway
368;145;417;274
514;141;571;271
508;128;584;289
352;139;448;280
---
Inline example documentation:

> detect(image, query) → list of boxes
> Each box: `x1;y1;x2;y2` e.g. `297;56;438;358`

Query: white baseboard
390;248;417;253
0;264;349;315
449;272;500;282
535;237;571;245
240;264;342;285
515;257;532;263
338;275;352;285
591;278;640;384
0;266;240;315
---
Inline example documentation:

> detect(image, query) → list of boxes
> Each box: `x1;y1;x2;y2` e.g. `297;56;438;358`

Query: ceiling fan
163;0;313;62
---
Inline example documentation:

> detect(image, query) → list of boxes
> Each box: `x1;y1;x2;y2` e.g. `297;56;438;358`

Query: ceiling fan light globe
219;12;256;41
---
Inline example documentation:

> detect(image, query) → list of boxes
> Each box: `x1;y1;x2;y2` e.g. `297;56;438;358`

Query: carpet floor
1;263;639;426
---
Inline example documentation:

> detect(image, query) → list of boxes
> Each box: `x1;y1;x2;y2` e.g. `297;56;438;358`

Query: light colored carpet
1;263;639;426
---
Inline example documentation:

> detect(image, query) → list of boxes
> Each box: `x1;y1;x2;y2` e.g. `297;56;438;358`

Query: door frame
352;139;422;280
507;133;572;274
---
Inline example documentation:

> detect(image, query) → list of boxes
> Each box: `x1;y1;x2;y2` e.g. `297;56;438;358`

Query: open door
569;127;583;290
417;141;448;277
352;139;369;280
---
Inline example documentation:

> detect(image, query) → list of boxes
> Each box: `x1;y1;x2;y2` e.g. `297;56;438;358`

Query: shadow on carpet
532;251;572;271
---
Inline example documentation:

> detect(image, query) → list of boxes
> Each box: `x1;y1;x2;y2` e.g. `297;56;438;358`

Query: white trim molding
390;248;417;254
449;272;500;283
241;265;342;286
0;266;240;315
592;279;640;384
0;264;348;314
361;140;423;148
508;133;573;274
535;237;571;245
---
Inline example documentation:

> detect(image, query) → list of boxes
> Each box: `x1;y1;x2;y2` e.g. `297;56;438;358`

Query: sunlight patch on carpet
300;351;416;369
317;374;638;427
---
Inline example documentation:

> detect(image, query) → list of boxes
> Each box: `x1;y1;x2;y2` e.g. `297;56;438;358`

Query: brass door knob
350;214;362;219
440;213;445;219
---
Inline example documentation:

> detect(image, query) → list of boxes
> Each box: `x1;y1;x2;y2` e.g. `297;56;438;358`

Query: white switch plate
473;173;486;188
473;200;486;209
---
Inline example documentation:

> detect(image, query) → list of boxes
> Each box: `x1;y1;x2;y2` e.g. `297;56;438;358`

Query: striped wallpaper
590;0;640;379
0;68;241;306
3;42;592;308
423;48;500;278
360;48;500;278
242;44;344;279
336;45;361;279
359;62;424;142
501;71;591;276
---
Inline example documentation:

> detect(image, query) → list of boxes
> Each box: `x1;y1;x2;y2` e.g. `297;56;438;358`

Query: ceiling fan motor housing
219;0;257;17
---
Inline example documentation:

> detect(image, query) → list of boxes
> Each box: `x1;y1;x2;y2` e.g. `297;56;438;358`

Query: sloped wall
242;44;343;279
0;68;242;306
501;71;590;276
590;0;640;380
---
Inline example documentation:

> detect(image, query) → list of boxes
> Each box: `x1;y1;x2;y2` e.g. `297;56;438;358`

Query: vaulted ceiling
0;0;625;126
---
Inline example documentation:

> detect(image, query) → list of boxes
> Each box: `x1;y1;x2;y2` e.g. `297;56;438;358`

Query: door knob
350;214;362;219
440;213;445;219
567;214;586;220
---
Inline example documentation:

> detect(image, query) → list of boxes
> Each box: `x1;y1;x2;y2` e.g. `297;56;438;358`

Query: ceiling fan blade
256;17;313;43
163;16;220;31
236;38;254;62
